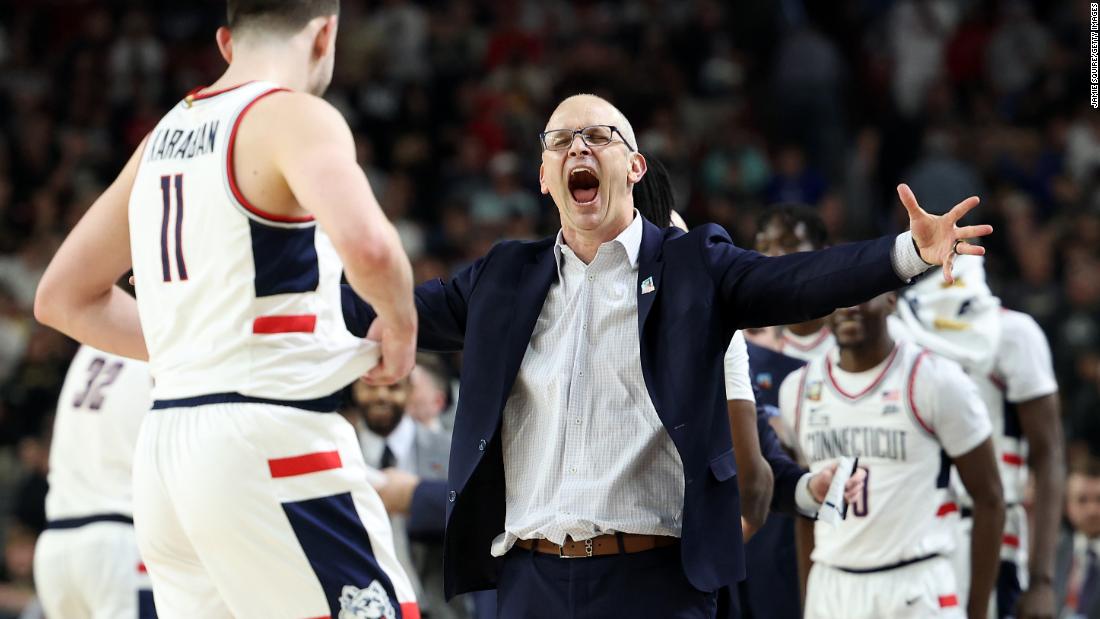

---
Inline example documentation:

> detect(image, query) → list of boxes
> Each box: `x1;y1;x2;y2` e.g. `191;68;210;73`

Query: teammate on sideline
896;256;1063;619
34;1;421;617
780;292;1005;619
34;339;156;618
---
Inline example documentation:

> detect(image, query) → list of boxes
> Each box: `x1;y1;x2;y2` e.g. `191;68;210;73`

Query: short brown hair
227;0;339;33
1069;454;1100;478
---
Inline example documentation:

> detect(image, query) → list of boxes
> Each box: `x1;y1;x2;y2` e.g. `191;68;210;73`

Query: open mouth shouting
568;167;600;205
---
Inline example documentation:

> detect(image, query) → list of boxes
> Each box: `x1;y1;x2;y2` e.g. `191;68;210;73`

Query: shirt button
587;275;594;282
478;439;486;451
570;466;577;474
575;418;581;425
448;490;457;502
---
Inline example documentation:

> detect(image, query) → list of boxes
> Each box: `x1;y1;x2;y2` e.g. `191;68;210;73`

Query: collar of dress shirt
1074;531;1100;557
386;414;417;469
554;209;643;280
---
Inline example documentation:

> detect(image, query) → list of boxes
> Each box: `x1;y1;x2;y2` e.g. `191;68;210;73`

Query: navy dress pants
496;544;717;619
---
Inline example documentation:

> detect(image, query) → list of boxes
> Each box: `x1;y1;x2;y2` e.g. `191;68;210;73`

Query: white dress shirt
491;215;931;555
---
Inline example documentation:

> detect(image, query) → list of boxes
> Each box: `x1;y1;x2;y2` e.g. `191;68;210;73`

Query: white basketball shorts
34;520;155;618
132;401;420;619
806;555;964;619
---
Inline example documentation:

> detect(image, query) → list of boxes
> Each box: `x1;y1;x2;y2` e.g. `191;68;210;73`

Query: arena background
0;0;1093;615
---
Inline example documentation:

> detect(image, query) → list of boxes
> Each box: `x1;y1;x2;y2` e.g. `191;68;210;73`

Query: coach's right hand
364;316;417;385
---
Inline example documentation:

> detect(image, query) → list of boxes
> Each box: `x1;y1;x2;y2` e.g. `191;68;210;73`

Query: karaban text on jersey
147;121;220;162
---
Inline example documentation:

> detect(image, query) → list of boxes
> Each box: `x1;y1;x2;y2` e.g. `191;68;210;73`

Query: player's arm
777;369;814;605
34;141;148;360
267;93;416;384
1016;393;1062;618
725;332;773;533
952;438;1005;619
1001;313;1063;619
930;358;1004;619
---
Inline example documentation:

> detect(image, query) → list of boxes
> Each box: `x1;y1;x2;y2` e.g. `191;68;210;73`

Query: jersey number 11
159;174;189;282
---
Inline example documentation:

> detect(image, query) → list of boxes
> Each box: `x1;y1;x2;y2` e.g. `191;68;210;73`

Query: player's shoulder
906;342;964;382
244;89;348;136
997;308;1047;346
778;364;809;394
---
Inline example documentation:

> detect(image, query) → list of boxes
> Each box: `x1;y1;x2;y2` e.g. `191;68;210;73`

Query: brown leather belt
515;533;678;558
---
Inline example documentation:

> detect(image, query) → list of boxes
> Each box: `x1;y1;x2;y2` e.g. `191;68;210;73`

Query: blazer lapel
637;218;665;334
498;244;558;404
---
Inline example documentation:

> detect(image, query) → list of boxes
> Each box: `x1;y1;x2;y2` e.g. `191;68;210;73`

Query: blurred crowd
0;0;1095;615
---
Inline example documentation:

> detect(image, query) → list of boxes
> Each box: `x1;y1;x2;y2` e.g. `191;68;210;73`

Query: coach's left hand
809;462;867;505
898;183;992;284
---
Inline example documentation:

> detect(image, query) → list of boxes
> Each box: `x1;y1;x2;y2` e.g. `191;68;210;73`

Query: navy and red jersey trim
779;327;831;353
793;366;809;437
907;350;935;436
825;344;901;401
226;87;314;224
186;81;257;102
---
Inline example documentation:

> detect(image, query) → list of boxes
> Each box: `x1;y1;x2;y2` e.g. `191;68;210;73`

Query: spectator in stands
1056;456;1100;617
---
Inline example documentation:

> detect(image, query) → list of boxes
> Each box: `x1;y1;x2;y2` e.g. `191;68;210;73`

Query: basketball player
34;1;420;617
780;292;1005;619
34;342;156;618
896;256;1063;619
755;206;834;361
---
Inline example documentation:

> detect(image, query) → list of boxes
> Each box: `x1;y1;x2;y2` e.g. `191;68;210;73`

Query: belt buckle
558;538;594;559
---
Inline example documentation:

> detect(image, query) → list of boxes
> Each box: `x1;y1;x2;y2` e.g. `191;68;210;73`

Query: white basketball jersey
777;326;835;362
128;82;378;404
952;309;1057;507
779;341;991;569
46;345;151;520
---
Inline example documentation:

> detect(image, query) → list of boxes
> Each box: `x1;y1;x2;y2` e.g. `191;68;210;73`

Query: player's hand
1014;581;1054;619
809;462;867;504
897;183;992;284
363;316;416;386
371;467;420;514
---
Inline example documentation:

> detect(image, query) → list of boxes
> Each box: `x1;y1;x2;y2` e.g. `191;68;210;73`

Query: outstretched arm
708;185;992;330
35;141;148;360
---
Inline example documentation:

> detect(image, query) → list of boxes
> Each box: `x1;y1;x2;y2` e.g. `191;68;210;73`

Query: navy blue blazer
342;217;906;598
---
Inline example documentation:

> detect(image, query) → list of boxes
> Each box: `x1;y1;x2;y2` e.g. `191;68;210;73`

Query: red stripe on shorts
253;314;317;334
302;600;417;618
936;502;958;517
938;594;959;608
1002;452;1024;466
268;451;342;478
1003;534;1020;548
137;562;147;573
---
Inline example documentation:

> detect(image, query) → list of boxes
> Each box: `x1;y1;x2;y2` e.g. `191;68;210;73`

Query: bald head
546;94;638;153
539;93;646;259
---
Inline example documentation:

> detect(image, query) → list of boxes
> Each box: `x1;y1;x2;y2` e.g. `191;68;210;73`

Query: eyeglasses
539;125;636;152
